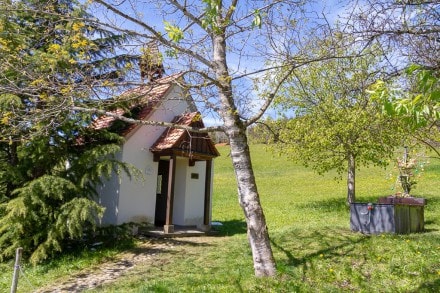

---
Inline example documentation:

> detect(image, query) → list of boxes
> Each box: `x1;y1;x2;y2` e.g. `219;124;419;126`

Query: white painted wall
116;86;192;225
116;139;157;225
98;85;195;225
182;161;207;225
97;152;122;225
97;84;216;228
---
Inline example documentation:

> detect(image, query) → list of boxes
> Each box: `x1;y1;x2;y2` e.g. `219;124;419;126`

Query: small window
191;173;199;179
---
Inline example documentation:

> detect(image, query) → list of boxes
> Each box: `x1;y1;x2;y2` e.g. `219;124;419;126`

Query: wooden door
154;160;169;226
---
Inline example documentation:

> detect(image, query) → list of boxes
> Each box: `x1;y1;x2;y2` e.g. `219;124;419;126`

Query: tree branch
71;106;224;133
244;65;295;127
168;0;211;34
93;0;213;68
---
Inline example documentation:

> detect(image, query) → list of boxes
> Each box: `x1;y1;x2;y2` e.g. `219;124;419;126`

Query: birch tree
85;0;339;277
1;0;340;276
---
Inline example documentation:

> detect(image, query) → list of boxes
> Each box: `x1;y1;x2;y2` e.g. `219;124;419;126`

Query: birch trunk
212;31;276;277
227;125;277;277
347;153;356;204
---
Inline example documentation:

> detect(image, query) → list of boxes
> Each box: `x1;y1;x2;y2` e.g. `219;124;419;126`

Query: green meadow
1;144;439;292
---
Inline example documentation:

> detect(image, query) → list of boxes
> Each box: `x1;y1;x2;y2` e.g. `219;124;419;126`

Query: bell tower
139;41;164;82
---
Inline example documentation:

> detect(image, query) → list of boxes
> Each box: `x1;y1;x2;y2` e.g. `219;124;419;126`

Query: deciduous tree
346;0;439;72
347;0;440;156
370;66;440;157
1;0;348;275
88;0;334;276
272;41;404;204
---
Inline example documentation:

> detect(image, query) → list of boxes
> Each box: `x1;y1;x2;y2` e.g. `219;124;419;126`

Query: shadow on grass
424;195;440;206
422;218;439;233
270;229;367;268
129;237;213;259
212;219;247;236
296;197;349;213
33;237;137;271
415;278;440;292
271;225;439;291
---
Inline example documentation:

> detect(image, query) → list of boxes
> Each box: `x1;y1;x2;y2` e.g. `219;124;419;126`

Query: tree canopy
272;40;405;204
348;0;440;156
0;0;138;263
1;0;438;276
0;0;137;141
370;66;440;157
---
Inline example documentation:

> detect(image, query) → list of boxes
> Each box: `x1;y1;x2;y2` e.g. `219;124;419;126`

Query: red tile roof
90;73;218;159
150;112;220;159
92;73;182;136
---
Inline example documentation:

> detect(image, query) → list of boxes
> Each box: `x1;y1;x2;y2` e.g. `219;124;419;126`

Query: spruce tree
0;0;137;262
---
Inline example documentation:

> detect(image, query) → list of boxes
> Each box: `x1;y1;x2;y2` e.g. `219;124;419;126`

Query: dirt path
35;237;210;293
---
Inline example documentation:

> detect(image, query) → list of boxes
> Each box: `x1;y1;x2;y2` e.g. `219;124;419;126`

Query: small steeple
139;41;165;83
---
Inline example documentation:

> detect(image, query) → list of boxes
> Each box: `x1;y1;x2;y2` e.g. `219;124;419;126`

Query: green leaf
0;94;22;110
252;9;262;29
405;64;421;75
164;21;184;43
384;100;395;115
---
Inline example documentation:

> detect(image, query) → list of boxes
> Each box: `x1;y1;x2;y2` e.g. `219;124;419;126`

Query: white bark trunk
228;127;277;277
347;153;356;204
212;29;276;277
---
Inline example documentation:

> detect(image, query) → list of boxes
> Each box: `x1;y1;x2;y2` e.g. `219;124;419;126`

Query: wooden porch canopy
150;112;220;163
149;112;219;234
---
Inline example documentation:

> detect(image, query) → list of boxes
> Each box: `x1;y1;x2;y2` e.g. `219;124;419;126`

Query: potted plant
379;146;428;206
396;146;417;196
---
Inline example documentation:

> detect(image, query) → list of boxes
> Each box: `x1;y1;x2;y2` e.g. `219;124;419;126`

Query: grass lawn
1;144;439;292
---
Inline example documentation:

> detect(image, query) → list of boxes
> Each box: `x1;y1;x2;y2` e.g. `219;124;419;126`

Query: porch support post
164;154;176;234
201;159;212;231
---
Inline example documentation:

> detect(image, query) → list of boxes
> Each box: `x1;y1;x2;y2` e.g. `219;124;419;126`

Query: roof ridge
92;73;184;132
